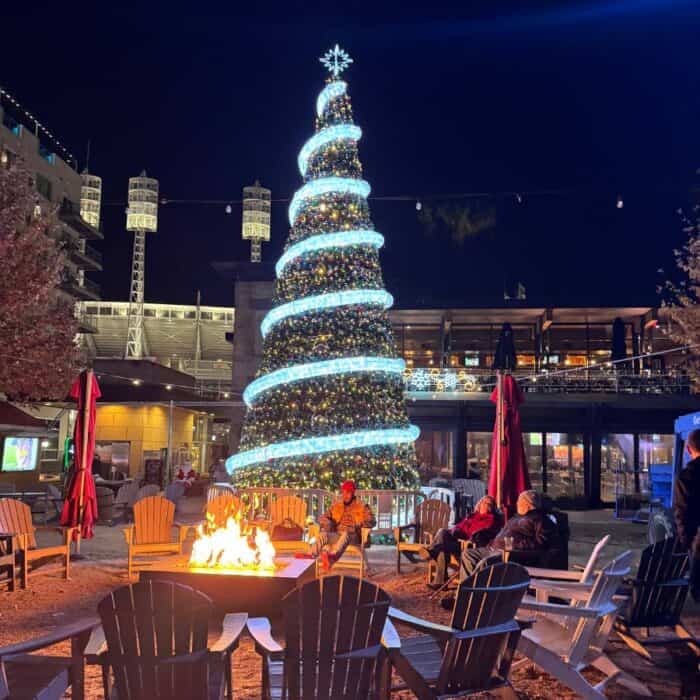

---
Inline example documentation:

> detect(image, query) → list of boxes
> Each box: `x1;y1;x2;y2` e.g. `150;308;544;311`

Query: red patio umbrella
61;369;101;542
488;373;531;518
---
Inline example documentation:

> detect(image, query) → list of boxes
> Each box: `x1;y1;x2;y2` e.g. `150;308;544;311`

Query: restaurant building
221;265;698;508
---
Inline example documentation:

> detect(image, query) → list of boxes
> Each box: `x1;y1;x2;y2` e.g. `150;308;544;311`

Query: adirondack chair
387;561;530;699
205;494;245;529
267;495;309;555
515;550;651;700
315;526;372;580
0;535;16;591
527;535;610;589
114;481;139;522
394;498;451;573
247;575;392;700
0;498;74;588
87;580;247;700
615;537;700;661
123;495;188;578
0;616;98;700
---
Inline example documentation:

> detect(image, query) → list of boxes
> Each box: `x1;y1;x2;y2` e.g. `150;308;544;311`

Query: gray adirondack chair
387;561;530;699
247;575;392;699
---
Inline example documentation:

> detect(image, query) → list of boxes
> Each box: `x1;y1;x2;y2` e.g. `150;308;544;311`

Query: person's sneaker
294;553;314;559
440;594;455;611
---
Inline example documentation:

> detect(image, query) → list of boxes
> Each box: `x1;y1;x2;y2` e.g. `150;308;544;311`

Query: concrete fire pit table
140;556;316;618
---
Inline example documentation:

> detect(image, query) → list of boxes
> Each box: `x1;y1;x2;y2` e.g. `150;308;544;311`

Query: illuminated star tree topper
319;44;353;78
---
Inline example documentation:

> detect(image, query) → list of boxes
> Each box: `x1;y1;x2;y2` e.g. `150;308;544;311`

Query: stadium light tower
125;171;158;359
80;171;102;229
241;181;271;262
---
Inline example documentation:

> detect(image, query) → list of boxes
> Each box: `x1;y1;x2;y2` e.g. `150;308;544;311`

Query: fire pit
140;556;315;617
140;513;315;617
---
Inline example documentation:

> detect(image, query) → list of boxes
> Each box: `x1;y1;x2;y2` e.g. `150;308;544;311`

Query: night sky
2;1;699;309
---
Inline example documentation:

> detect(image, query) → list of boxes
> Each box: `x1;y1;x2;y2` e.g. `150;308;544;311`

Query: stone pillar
229;278;274;454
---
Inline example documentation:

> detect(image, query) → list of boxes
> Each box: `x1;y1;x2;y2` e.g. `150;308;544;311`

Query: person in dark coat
674;428;700;601
426;496;502;586
441;490;558;609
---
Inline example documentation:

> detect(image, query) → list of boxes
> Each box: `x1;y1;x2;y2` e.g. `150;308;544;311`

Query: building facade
0;94;102;305
222;270;698;507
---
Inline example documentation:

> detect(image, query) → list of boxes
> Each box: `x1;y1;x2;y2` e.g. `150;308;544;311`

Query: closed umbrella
61;369;101;543
488;374;531;517
492;322;517;371
611;317;627;364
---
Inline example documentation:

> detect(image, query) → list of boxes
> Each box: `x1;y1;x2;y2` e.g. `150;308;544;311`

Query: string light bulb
225;204;232;214
616;195;624;209
415;200;422;211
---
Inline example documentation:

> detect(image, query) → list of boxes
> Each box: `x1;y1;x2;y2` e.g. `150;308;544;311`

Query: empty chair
0;498;74;588
0;617;98;700
387;561;530;698
122;495;188;578
88;580;246;700
205;494;245;529
247;575;391;700
615;538;700;661
516;550;651;699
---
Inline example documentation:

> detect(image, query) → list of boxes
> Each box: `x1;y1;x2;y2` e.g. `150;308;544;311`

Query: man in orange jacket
309;480;376;570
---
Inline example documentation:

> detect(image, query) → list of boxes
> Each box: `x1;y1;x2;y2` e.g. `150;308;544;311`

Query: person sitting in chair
302;480;376;571
426;495;502;587
441;490;557;609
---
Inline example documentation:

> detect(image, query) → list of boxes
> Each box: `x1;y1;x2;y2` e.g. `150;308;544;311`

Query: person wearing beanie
299;480;376;571
441;489;558;610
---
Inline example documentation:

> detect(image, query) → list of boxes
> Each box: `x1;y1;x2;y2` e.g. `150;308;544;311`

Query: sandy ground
1;512;698;699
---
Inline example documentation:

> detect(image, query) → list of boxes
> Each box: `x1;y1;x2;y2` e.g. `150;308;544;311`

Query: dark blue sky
3;0;699;308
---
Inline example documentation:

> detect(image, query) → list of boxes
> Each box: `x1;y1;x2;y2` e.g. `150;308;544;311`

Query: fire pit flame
189;513;276;571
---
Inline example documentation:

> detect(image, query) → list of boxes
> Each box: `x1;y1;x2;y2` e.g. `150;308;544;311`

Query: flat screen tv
1;436;39;472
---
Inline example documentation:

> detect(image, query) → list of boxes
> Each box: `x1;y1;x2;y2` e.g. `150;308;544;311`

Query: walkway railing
215;485;425;534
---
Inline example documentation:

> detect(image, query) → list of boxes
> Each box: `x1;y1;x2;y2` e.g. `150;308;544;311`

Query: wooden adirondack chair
267;495;309;554
123;495;188;578
387;561;530;699
615;537;700;661
0;498;74;588
205;494;245;529
526;534;610;587
88;580;247;700
0;616;98;700
247;575;392;700
315;526;372;580
0;535;16;591
515;550;651;700
394;498;451;573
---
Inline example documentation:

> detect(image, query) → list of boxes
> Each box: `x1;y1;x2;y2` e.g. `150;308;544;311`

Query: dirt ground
1;512;698;699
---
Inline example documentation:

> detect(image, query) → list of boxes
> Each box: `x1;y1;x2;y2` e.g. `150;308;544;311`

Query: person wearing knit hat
441;489;559;610
296;479;376;571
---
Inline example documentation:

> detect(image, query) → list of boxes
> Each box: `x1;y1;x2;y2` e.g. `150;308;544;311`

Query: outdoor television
1;436;39;472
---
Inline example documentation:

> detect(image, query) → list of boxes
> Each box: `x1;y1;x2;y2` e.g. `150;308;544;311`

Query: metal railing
403;367;691;395
230;486;424;534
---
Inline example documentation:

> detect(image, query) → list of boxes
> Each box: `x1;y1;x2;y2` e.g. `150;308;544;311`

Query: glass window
415;429;454;484
639;434;674;469
546;432;585;501
35;173;52;200
524;433;544;494
601;433;634;504
466;431;491;482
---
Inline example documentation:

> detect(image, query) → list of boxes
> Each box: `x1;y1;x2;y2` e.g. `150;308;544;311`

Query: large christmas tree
228;46;420;491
